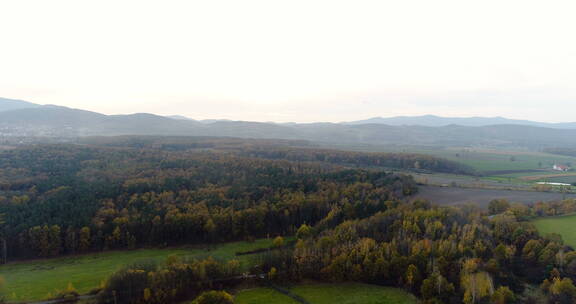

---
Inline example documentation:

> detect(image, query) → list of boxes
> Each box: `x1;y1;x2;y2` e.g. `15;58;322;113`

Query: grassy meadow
374;146;576;188
533;214;576;247
0;238;275;302
235;283;418;304
414;148;576;174
341;144;576;177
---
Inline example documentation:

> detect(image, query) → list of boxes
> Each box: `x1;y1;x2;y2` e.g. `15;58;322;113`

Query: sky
1;0;576;123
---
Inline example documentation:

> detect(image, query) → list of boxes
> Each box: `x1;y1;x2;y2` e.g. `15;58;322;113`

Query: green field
418;147;571;173
419;148;575;174
235;283;418;304
341;144;576;178
235;287;299;304
389;147;576;189
0;239;275;302
533;214;576;247
322;144;576;190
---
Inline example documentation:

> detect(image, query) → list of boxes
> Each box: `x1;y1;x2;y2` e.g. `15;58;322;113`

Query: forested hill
0;144;417;260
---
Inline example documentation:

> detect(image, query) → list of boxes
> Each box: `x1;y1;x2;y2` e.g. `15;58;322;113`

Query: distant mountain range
2;97;576;148
344;115;576;129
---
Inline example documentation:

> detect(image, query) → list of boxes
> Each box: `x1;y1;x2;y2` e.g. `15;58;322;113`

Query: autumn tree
421;271;455;302
546;277;576;304
405;264;421;292
296;224;312;240
461;260;494;304
491;286;515;304
191;290;234;304
79;227;91;252
488;199;510;215
273;236;285;248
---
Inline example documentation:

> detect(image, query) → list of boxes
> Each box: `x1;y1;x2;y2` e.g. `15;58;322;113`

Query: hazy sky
2;0;576;122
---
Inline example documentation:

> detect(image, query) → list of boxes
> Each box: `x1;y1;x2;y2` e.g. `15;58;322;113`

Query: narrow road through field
270;284;311;304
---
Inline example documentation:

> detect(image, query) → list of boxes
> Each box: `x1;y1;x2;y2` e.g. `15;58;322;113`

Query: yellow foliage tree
273;236;285;248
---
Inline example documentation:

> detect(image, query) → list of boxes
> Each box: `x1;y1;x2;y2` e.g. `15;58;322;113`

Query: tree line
78;136;477;175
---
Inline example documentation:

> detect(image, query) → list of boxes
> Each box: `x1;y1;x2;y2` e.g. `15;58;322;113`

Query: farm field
235;283;417;304
414;185;576;208
0;238;275;302
377;146;575;174
404;148;576;193
324;144;576;193
336;144;576;189
418;148;576;174
532;215;576;247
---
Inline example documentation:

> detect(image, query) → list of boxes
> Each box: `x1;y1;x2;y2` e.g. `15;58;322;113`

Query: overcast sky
1;0;576;122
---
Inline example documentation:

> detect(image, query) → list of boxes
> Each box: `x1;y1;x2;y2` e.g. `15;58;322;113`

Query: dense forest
236;147;476;175
2;140;574;303
96;197;576;304
79;136;476;175
92;164;576;304
0;143;417;260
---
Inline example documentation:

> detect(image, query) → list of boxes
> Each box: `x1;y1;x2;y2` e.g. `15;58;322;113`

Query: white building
553;164;571;172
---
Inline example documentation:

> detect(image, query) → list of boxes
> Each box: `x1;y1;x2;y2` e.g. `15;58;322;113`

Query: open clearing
0;238;274;302
533;215;576;247
414;185;576;208
235;283;417;304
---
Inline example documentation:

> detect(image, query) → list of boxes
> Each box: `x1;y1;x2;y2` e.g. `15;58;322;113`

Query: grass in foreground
235;283;417;304
235;287;299;304
533;214;576;247
0;238;274;302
